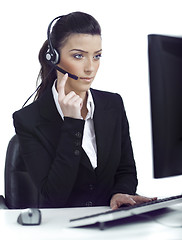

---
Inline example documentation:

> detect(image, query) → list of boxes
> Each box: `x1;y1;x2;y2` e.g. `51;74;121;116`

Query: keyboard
69;194;182;228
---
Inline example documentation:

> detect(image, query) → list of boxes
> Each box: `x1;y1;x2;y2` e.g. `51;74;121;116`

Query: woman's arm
13;113;85;207
111;94;138;195
109;94;157;209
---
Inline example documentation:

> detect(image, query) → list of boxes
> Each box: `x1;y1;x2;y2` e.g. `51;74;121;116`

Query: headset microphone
51;64;78;80
46;57;78;80
45;16;78;80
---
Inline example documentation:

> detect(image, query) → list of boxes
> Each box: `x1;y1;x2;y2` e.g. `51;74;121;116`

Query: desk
1;204;182;240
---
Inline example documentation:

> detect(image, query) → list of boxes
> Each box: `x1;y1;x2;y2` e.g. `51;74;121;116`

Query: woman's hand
110;193;157;210
57;73;83;119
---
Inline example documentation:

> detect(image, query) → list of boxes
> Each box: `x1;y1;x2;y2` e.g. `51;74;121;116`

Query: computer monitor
148;34;182;178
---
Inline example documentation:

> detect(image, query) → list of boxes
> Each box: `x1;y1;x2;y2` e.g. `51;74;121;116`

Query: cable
22;66;54;108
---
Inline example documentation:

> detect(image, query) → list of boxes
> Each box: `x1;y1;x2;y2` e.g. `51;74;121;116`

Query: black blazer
13;86;138;208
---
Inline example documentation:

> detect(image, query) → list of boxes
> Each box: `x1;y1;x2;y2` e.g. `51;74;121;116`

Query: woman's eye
94;54;102;60
73;54;83;59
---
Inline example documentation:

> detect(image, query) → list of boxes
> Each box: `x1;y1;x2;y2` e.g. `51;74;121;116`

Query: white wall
1;0;182;199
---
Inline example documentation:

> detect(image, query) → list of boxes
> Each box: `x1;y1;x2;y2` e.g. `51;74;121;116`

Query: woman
13;11;155;209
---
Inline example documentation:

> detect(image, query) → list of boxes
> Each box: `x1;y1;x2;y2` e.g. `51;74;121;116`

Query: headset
45;16;78;80
22;15;79;108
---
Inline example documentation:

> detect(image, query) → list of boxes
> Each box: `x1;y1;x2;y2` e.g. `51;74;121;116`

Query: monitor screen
148;34;182;178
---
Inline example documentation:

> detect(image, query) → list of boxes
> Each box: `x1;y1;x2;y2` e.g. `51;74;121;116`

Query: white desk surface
1;204;182;240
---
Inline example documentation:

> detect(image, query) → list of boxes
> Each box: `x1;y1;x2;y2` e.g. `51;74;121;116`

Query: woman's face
57;34;102;95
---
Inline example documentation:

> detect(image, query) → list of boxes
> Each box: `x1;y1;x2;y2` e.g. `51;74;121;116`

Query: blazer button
75;132;82;138
89;184;94;191
75;140;81;147
85;201;93;207
74;150;80;156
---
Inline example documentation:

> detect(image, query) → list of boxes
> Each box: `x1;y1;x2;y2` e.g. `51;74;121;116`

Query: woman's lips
80;77;94;82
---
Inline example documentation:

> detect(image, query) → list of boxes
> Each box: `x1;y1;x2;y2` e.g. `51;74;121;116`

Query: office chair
0;135;38;209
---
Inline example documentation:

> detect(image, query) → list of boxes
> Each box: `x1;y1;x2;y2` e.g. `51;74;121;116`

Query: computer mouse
17;208;41;226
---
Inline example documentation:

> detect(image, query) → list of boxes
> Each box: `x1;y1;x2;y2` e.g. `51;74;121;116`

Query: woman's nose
84;58;94;73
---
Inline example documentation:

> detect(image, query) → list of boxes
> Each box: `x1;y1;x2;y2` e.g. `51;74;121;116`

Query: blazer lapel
91;89;118;175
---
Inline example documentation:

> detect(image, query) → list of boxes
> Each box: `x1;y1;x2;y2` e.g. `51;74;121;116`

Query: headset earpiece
46;15;78;80
45;16;63;65
46;47;60;64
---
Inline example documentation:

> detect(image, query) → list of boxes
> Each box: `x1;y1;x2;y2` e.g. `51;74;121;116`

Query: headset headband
46;16;63;60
